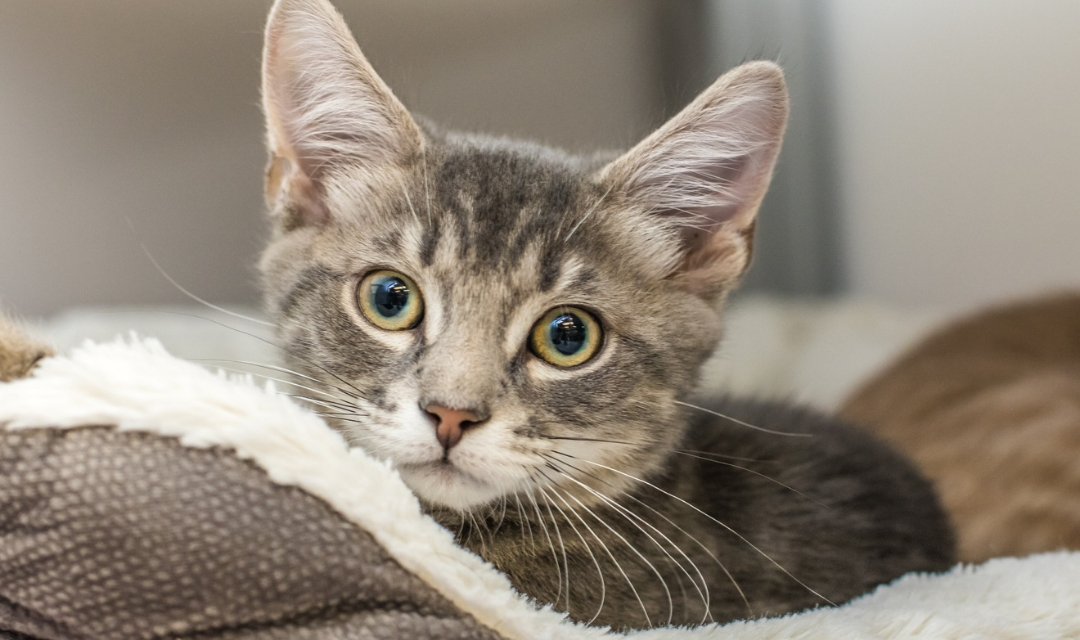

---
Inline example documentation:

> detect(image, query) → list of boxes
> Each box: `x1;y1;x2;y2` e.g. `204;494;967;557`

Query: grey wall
12;2;1068;316
827;0;1080;307
0;0;666;316
706;0;843;296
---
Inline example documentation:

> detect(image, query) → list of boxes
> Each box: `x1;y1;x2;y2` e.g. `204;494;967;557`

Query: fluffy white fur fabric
1;337;1078;640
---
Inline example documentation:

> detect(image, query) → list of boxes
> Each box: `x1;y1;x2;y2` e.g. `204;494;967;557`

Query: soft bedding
1;336;1077;639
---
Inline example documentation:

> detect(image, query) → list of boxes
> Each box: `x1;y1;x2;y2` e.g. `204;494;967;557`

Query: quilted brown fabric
0;427;506;640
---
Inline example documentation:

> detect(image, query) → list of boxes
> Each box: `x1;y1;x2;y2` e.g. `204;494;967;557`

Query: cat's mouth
396;459;506;509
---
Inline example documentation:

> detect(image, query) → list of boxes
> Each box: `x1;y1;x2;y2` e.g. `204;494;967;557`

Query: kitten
842;294;1080;563
257;0;955;629
0;311;52;383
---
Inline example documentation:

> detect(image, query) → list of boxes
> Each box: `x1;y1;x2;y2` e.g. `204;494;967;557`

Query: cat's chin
396;460;507;510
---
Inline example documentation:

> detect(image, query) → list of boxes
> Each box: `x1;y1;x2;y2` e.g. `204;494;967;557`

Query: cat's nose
423;404;485;451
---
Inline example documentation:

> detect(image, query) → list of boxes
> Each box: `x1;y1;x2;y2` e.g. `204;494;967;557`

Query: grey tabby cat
257;0;955;630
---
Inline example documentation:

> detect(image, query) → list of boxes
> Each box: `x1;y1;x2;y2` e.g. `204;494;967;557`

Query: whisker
544;461;678;625
539;435;636;445
284;393;364;415
489;495;509;538
126;221;275;328
536;483;608;626
564;183;614;242
524;485;564;609
297;412;371;432
614;489;746;619
671;451;829;508
456;512;467;541
568;457;834;606
543;454;712;625
482;504;496;549
675;448;773;463
536;487;570;612
422;147;432;225
311;411;372;424
469;511;489;555
550;448;750;617
145;310;282;345
514;494;536;551
541;435;776;463
194;358;362;401
286;394;349;411
673;400;812;438
541;463;669;627
149;311;370;401
539;435;772;468
141;308;369;399
461;511;477;550
401;175;421;225
200;364;350;404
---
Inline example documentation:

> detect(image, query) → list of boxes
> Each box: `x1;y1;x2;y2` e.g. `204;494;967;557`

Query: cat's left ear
598;61;788;293
261;0;423;227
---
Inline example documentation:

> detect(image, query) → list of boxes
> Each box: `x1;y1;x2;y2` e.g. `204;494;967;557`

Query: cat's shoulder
685;395;914;465
682;396;950;516
678;395;956;573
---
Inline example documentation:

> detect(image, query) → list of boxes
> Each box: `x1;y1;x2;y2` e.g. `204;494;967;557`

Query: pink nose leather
425;404;483;450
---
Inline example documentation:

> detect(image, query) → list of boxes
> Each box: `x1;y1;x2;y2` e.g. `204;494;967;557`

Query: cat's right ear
262;0;422;228
597;62;788;295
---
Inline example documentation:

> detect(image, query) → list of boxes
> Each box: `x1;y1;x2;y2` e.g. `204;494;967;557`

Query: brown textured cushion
0;427;503;640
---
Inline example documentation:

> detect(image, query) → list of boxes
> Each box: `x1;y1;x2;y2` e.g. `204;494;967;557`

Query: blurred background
2;0;1079;318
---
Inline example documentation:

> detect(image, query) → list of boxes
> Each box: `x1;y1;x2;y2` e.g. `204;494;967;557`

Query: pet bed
1;337;1078;639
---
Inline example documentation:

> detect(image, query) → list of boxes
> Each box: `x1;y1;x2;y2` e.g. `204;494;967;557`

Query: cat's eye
357;270;424;331
529;307;603;368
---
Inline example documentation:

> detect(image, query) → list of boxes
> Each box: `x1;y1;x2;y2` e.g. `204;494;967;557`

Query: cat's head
258;0;788;511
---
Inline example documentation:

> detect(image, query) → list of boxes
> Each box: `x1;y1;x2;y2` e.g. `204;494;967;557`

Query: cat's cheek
450;425;534;477
378;415;444;466
330;398;441;468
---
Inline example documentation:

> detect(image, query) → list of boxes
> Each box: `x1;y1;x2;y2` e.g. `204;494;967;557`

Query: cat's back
841;293;1080;561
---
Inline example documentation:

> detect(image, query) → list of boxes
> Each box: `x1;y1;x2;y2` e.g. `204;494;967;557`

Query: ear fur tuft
599;61;789;291
262;0;422;226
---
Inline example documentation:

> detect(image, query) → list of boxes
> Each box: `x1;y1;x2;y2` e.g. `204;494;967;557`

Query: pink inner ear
603;63;788;266
678;153;753;223
648;150;765;253
261;0;423;229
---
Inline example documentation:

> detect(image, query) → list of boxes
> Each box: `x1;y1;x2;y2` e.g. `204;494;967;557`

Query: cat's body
431;397;953;629
256;0;954;628
842;294;1080;563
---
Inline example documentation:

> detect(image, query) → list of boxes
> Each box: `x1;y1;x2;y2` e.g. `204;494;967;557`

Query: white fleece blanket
0;337;1077;640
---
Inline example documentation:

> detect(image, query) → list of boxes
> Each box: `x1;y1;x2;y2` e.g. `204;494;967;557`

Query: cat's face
260;137;726;509
258;0;787;511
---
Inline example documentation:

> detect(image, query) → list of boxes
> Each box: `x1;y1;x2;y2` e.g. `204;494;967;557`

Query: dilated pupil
373;278;410;318
549;314;587;356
